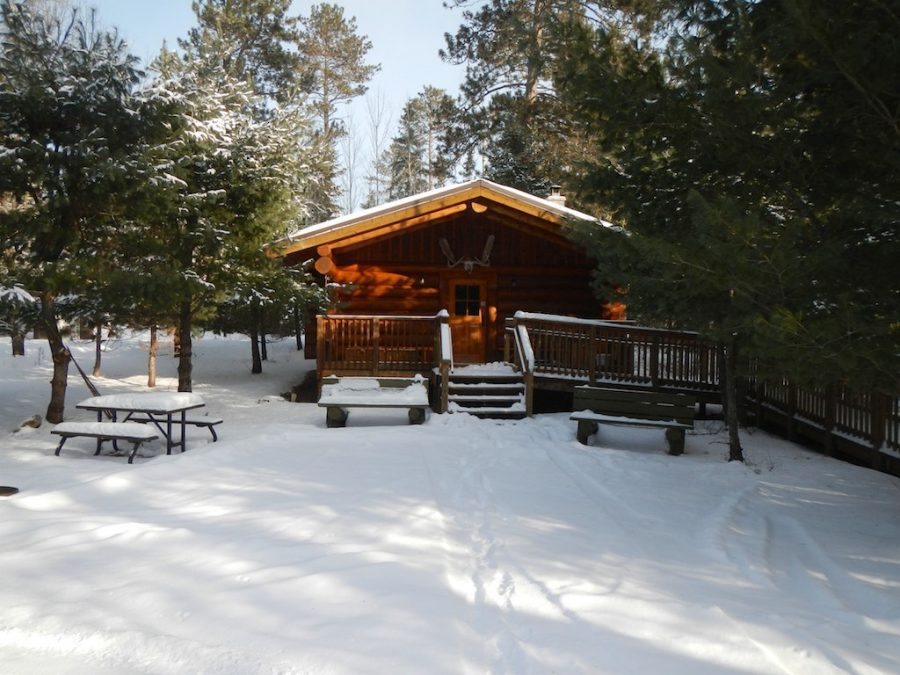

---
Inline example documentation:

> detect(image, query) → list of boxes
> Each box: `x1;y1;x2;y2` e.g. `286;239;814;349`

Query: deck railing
505;312;899;465
316;312;454;411
506;312;721;396
503;320;535;416
316;311;898;469
747;379;900;461
317;313;442;377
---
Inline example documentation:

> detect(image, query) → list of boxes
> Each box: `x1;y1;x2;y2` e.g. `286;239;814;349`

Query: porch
316;311;724;414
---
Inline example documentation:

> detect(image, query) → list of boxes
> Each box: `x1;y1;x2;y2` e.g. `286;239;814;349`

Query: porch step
446;368;527;419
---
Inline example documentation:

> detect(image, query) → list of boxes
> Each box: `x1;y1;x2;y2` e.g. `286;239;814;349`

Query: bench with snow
51;422;159;464
123;413;223;441
318;375;429;428
570;386;695;455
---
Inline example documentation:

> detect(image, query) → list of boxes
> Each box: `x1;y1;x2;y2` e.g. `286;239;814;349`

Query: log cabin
273;178;632;416
277;179;619;357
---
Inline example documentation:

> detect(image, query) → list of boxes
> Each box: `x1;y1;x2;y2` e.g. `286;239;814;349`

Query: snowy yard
1;335;898;674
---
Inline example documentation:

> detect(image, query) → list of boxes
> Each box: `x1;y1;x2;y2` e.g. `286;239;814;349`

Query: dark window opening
454;284;481;317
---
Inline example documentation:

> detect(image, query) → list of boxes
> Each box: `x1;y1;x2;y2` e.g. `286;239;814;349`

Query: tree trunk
260;317;268;361
41;292;69;424
148;324;158;388
723;335;745;463
293;305;303;350
11;332;25;356
92;320;102;377
250;303;262;374
177;299;193;392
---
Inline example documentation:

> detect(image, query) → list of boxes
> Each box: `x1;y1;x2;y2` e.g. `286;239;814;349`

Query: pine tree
441;0;589;193
0;285;38;356
136;46;314;391
184;0;301;104
386;87;458;199
554;0;900;461
296;3;379;221
0;0;145;422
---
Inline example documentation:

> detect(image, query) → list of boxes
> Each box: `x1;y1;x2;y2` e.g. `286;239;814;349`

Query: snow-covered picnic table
72;392;211;458
318;375;430;427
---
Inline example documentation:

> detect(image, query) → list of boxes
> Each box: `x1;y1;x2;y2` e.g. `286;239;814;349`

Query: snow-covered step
445;365;527;419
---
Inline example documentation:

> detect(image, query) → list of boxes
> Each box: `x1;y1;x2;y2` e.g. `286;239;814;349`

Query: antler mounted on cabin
439;235;495;274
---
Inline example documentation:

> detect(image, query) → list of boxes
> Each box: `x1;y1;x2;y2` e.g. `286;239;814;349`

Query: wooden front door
449;279;486;364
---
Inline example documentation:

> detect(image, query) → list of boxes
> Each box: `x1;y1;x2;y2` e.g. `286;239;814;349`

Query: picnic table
75;392;207;457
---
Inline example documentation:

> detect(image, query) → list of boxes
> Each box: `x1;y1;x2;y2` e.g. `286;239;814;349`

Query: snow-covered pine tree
0;0;145;422
136;45;316;391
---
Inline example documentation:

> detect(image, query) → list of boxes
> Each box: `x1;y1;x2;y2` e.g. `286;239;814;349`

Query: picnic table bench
570;386;696;455
52;421;159;464
319;375;430;428
124;413;223;441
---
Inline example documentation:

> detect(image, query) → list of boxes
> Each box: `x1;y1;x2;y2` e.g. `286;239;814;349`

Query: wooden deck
315;311;900;473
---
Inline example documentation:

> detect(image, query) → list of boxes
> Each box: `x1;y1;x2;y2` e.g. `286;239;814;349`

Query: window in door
454;284;481;317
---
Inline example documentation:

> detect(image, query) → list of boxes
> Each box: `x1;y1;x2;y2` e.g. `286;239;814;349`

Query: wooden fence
747;379;900;469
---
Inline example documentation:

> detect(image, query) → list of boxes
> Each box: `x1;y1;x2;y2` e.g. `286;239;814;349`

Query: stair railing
436;310;453;413
504;317;534;416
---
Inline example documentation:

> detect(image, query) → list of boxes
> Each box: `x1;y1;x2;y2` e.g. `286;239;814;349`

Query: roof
271;178;611;258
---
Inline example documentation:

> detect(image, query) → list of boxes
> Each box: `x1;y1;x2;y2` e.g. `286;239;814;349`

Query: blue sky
88;0;468;115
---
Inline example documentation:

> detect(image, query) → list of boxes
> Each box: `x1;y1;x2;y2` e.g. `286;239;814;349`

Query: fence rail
747;379;900;461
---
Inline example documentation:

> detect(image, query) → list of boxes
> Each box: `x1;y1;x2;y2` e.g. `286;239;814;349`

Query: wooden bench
318;375;430;428
52;422;160;464
570;386;696;455
124;413;223;441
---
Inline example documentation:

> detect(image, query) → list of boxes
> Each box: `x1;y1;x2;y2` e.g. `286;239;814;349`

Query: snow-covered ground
1;334;898;674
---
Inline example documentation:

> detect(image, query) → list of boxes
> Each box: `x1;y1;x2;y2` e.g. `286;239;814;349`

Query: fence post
649;336;660;388
438;312;450;413
787;383;797;441
824;385;836;456
524;369;534;417
316;315;325;375
372;317;380;375
589;325;597;385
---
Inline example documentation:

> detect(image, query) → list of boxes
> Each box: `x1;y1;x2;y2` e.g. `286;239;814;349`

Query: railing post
437;311;451;413
787;383;797;441
316;315;325;388
372;317;380;375
524;369;534;417
589;325;597;385
824;385;836;456
871;391;886;450
649;336;660;388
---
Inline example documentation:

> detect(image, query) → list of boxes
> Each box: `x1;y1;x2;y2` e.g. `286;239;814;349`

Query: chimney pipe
547;185;566;206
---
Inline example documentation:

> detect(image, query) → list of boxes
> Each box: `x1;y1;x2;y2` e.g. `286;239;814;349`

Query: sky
87;0;469;123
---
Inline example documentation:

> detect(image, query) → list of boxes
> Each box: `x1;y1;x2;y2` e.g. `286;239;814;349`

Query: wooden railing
504;320;535;416
506;312;721;397
507;312;899;467
316;312;454;411
317;313;442;377
747;379;900;462
315;311;899;470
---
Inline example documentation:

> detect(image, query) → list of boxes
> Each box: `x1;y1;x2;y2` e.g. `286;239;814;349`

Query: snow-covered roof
272;178;613;257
